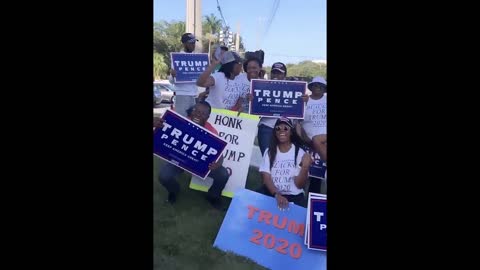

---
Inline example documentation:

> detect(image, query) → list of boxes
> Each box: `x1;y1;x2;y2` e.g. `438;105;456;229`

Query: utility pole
256;17;266;50
186;0;203;52
235;22;240;52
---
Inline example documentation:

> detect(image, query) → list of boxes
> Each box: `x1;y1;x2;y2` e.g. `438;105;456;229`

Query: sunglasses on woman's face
275;126;291;131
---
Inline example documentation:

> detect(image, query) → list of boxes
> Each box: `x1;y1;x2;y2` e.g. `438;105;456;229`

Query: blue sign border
248;79;306;119
214;189;326;270
170;52;210;83
309;198;327;250
153;109;227;179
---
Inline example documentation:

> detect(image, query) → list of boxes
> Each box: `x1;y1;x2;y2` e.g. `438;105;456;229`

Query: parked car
153;81;176;105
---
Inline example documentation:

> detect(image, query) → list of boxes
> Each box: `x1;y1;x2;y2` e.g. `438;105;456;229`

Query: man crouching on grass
153;101;229;210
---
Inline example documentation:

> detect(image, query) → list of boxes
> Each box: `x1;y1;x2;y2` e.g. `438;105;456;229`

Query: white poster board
190;109;260;197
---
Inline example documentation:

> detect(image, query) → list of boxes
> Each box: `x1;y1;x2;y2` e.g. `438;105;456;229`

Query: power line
269;53;326;59
263;0;280;37
216;0;229;28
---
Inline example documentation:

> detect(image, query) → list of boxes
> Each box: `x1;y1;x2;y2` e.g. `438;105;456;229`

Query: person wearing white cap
167;33;200;117
293;76;327;194
297;76;327;162
196;50;244;110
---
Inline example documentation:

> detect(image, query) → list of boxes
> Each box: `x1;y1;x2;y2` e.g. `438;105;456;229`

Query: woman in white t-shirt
297;76;327;162
259;117;313;210
231;56;263;113
196;51;244;110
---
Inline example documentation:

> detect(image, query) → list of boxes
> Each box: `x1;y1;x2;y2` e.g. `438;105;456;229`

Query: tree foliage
154;51;168;80
264;61;327;81
154;17;246;71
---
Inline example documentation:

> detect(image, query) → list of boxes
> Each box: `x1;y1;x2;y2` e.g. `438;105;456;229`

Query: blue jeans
257;124;274;157
158;162;229;200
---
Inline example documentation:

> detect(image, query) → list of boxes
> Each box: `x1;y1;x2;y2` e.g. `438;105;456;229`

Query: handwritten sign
214;189;326;270
170;53;209;83
190;109;259;197
153;109;227;179
249;79;306;119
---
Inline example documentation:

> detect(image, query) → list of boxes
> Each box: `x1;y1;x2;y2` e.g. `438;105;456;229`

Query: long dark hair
218;61;236;79
268;124;312;170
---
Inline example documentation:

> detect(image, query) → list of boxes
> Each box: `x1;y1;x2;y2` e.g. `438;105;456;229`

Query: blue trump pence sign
249;79;306;119
153;109;227;179
170;53;209;83
309;197;327;251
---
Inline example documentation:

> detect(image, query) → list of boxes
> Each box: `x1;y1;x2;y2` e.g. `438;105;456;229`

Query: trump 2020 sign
214;189;326;270
153;109;227;179
249;79;306;119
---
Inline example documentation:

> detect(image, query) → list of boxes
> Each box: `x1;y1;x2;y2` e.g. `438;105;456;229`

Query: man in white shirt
168;33;200;117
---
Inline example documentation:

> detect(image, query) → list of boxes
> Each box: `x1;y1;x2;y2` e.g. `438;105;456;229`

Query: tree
153;20;185;67
287;61;327;79
203;13;222;35
202;14;223;55
262;61;326;81
153;18;248;72
154;51;168;80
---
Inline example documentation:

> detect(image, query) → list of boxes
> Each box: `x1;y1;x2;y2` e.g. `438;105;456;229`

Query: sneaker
166;192;177;204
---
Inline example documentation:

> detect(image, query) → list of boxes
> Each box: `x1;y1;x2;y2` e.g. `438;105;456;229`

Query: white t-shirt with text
205;71;242;110
234;72;251;112
302;95;327;139
259;145;305;196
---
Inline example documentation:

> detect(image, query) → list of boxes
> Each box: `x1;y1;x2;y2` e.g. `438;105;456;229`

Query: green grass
154;156;268;270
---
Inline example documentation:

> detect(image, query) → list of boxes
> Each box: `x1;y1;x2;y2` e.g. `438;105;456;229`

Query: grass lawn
154;156;268;270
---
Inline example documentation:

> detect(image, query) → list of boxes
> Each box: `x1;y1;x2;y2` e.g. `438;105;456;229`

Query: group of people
154;32;327;210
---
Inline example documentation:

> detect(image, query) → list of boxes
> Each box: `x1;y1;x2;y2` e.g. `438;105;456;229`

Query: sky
154;0;326;66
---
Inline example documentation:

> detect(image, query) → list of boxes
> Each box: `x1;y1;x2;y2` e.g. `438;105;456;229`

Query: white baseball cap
308;76;327;90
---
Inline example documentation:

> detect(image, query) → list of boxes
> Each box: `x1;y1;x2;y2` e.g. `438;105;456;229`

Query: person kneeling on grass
153;101;229;210
258;117;313;210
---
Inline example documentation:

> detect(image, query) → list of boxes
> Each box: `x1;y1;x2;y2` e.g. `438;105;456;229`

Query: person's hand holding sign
170;68;176;78
300;152;314;168
153;116;164;132
208;160;222;171
301;94;309;103
208;154;224;171
275;193;289;211
247;93;253;102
